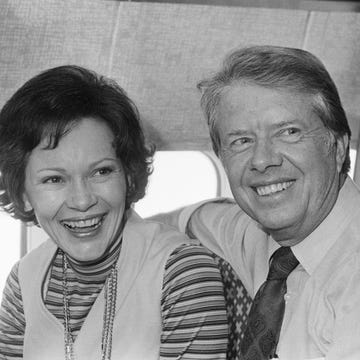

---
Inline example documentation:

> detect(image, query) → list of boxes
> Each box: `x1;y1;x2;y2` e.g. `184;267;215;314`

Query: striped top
0;243;228;359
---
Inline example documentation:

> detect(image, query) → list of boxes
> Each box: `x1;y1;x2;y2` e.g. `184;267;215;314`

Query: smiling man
154;46;360;360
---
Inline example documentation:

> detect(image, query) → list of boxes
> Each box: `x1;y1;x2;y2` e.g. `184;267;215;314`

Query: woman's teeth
62;216;103;230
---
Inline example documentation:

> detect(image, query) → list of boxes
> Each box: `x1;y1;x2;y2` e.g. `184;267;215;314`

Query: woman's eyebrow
36;167;65;174
35;158;119;173
88;157;119;167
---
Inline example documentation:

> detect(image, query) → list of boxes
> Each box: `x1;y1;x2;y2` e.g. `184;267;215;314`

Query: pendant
62;250;118;360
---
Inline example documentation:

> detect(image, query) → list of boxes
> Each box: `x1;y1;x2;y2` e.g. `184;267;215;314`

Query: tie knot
267;247;299;280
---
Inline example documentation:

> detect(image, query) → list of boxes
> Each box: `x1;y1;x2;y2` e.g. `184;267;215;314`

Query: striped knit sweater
0;241;228;359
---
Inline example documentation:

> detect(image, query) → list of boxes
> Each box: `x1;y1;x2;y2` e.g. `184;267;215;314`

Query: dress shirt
177;177;360;360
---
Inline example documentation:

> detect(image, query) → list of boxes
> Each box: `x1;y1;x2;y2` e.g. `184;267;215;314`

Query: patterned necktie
240;247;299;359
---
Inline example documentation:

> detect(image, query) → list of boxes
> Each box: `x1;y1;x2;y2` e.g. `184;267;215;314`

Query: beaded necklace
62;251;118;360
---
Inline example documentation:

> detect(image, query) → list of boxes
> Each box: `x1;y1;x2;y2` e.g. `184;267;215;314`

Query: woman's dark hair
198;45;351;175
0;65;154;223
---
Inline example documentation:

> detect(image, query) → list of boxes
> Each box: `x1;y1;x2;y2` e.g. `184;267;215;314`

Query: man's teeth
62;217;102;229
256;181;294;196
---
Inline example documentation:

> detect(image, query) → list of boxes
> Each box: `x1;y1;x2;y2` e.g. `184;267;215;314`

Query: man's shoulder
192;197;260;239
188;197;266;254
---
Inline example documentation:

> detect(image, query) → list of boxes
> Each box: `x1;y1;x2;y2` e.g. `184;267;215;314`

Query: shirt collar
267;237;281;263
291;177;360;275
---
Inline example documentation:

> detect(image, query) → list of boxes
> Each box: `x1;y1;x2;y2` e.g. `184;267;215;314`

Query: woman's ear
125;175;135;209
126;175;134;193
23;193;33;212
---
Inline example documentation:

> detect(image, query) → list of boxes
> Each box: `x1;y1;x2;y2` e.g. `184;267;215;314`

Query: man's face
217;82;347;246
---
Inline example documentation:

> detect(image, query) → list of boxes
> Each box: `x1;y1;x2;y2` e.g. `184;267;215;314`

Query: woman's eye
43;176;63;184
94;167;113;176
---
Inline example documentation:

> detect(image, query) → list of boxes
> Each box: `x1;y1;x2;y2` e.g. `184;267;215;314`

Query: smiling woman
23;118;128;262
0;65;228;360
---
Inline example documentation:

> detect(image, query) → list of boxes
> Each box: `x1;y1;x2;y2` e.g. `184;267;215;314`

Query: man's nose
66;179;97;211
250;138;282;173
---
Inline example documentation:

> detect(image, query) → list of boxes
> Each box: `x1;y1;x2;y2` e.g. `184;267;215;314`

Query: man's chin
257;216;304;245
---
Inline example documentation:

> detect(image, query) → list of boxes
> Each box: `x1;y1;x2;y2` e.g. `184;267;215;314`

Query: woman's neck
65;235;122;280
64;215;126;279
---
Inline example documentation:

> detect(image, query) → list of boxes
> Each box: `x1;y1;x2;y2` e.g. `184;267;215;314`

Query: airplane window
349;148;357;179
134;151;218;217
0;149;358;299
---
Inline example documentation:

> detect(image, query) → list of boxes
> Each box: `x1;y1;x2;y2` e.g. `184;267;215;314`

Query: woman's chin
60;243;107;262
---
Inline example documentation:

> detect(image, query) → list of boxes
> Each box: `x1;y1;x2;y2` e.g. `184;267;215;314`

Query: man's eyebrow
224;120;303;138
226;129;249;137
273;120;301;129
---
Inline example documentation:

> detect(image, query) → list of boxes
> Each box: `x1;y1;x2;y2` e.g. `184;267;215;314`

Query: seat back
213;254;252;360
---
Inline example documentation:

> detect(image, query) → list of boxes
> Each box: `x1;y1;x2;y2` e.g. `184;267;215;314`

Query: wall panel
0;0;359;149
111;2;309;149
304;11;360;144
0;0;118;103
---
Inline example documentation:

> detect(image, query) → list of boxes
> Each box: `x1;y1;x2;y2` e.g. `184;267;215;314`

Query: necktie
240;247;299;359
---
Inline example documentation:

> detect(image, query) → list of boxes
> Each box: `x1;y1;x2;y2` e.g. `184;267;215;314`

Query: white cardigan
19;212;189;360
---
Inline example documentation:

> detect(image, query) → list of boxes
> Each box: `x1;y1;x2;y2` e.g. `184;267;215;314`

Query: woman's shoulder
163;243;222;286
17;238;56;279
19;238;56;261
167;243;218;264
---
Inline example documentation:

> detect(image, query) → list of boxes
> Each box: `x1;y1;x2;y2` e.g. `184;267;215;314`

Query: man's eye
280;128;300;136
232;137;252;146
43;176;63;184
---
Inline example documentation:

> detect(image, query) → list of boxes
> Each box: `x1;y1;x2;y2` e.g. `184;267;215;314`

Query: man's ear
335;133;349;173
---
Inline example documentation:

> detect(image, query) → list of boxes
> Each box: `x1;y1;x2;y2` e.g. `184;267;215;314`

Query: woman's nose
66;179;97;211
250;138;282;173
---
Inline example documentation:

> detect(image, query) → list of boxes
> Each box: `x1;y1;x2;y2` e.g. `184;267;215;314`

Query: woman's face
23;117;127;261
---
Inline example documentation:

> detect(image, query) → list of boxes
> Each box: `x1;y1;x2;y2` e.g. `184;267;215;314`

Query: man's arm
148;207;188;232
151;198;256;296
149;198;237;238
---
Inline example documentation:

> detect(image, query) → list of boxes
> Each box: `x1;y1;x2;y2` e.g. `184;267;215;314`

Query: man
154;46;360;359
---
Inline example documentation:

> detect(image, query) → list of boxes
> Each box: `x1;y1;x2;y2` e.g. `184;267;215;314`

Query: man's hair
0;65;154;223
197;45;351;174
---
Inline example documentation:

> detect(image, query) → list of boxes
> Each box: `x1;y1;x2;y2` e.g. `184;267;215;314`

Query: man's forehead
217;83;318;130
220;81;314;105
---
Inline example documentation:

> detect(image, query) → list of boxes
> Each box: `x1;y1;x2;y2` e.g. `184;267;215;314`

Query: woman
0;65;228;360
